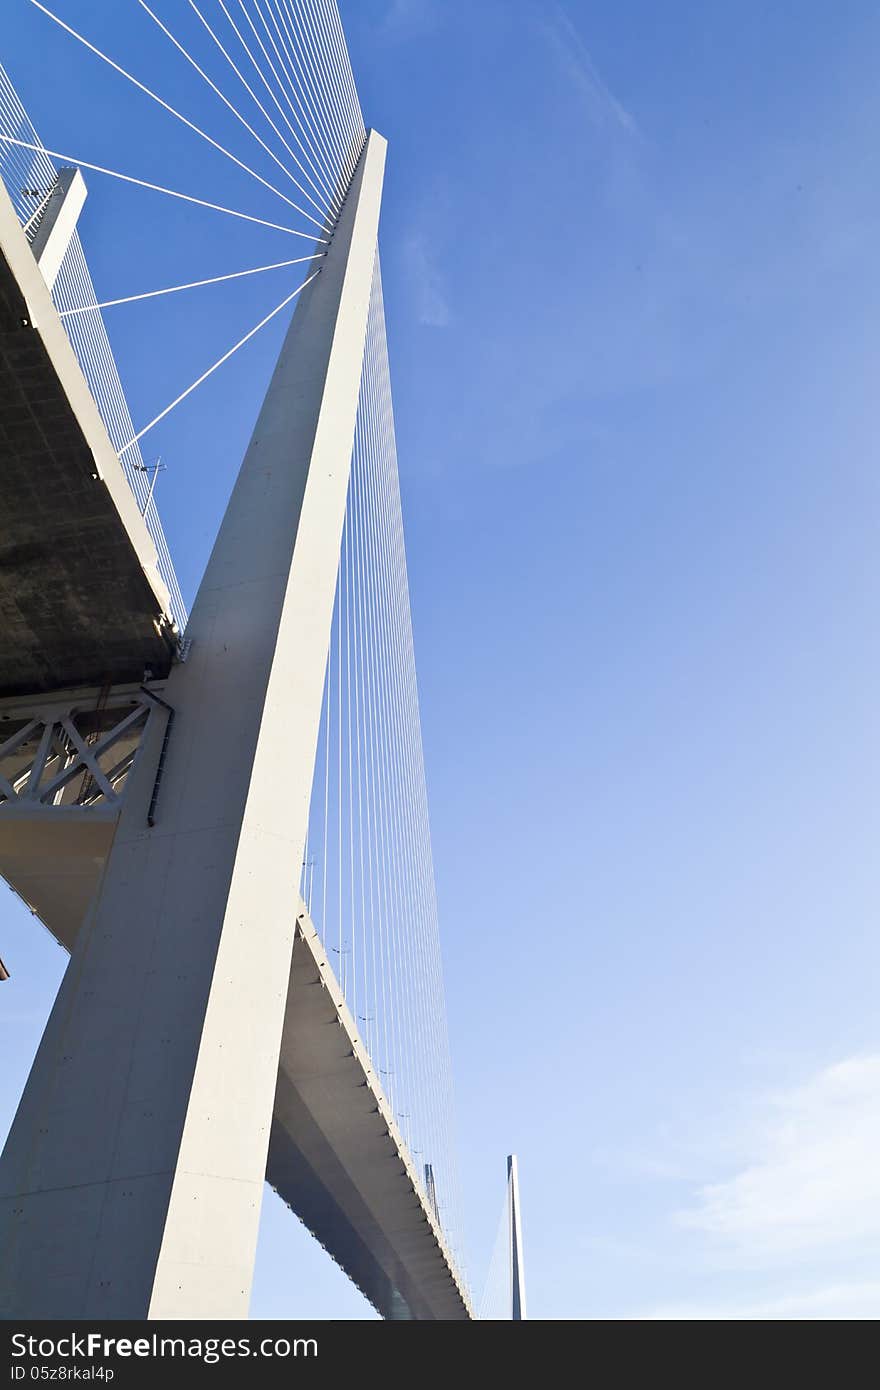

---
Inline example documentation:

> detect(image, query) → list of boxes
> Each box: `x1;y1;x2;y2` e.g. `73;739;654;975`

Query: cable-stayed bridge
0;0;471;1320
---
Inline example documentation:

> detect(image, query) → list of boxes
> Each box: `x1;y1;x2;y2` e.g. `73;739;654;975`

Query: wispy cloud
678;1056;880;1257
536;1;637;135
645;1281;880;1321
402;234;450;327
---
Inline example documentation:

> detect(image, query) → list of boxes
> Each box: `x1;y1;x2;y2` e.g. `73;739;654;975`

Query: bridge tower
0;1;469;1320
0;134;397;1318
508;1155;527;1321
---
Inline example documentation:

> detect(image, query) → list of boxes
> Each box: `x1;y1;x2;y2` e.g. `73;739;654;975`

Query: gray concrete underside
0;808;115;951
270;911;471;1320
0;183;176;697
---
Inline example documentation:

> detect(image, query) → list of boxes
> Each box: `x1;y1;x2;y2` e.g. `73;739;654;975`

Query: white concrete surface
30;167;87;293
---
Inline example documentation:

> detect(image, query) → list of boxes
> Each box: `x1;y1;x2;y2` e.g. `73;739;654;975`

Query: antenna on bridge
508;1154;527;1320
133;455;165;516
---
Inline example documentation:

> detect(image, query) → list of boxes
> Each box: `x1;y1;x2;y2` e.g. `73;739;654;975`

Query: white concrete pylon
508;1154;527;1320
0;130;386;1320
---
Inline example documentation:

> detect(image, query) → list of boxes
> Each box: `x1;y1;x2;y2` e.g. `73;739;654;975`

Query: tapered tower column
508;1155;527;1320
0;131;386;1320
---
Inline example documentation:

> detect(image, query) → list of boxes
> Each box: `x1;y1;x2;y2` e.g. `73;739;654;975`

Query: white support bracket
28;166;87;292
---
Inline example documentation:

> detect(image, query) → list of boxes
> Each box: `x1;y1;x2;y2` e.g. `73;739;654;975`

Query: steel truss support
0;131;386;1320
0;683;164;953
0;685;153;810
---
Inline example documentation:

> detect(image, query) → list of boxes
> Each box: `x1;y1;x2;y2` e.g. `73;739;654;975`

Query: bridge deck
270;909;471;1320
0;182;178;697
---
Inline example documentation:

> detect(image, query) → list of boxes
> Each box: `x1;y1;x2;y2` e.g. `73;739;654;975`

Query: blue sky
2;0;880;1319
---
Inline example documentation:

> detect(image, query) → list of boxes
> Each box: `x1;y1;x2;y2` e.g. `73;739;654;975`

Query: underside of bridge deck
0;182;177;697
269;912;471;1320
